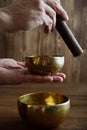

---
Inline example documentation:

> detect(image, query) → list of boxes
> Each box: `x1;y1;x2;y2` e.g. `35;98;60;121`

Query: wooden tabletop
0;83;87;130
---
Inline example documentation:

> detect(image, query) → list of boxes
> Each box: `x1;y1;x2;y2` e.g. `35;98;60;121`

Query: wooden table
0;83;87;130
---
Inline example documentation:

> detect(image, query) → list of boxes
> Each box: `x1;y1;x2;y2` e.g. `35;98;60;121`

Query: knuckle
53;11;56;17
54;0;60;6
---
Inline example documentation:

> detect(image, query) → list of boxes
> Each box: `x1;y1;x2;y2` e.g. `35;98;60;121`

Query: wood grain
0;0;87;83
0;83;87;129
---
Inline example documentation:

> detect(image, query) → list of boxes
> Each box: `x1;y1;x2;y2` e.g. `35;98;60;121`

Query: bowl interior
18;92;70;128
18;92;69;106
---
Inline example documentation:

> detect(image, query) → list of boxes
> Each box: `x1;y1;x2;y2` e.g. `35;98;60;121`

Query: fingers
45;0;69;21
17;61;25;67
0;58;23;69
44;3;56;32
52;73;66;82
43;0;69;33
22;68;66;83
55;73;66;79
23;73;53;83
24;74;65;83
41;13;53;33
55;3;69;20
52;76;63;82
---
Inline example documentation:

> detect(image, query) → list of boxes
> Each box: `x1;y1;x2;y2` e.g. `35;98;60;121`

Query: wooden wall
0;0;87;83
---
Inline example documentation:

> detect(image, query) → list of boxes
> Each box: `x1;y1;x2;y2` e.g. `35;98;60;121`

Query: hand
0;0;69;32
0;58;66;85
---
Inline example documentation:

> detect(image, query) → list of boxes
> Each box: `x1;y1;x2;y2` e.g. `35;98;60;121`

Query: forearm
0;8;11;32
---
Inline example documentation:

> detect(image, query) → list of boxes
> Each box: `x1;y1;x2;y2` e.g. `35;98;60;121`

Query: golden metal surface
18;92;70;128
25;55;64;75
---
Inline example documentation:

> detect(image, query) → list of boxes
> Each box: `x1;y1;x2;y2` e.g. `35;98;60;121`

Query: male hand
0;0;69;32
0;58;66;85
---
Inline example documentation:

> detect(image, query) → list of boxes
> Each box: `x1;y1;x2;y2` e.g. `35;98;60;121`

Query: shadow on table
0;118;61;130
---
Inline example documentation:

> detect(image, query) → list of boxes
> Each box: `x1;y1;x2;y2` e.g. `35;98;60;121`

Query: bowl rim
25;55;64;58
18;92;70;107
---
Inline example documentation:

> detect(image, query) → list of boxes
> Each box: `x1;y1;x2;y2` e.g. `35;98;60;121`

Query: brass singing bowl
18;92;70;128
25;55;64;75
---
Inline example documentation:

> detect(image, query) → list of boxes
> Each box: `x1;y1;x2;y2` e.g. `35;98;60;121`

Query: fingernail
66;14;69;21
64;74;66;79
64;11;69;21
44;27;49;33
50;77;53;81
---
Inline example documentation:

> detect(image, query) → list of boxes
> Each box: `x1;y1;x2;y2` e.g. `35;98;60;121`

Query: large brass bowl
25;55;64;75
18;92;70;128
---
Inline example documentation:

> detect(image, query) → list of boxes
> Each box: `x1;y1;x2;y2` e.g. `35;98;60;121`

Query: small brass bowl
25;55;64;75
18;92;70;128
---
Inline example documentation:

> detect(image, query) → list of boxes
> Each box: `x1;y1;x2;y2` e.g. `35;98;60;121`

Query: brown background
0;0;87;83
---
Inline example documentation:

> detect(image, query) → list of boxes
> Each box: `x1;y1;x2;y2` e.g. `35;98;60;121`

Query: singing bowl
17;92;70;128
25;55;64;75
